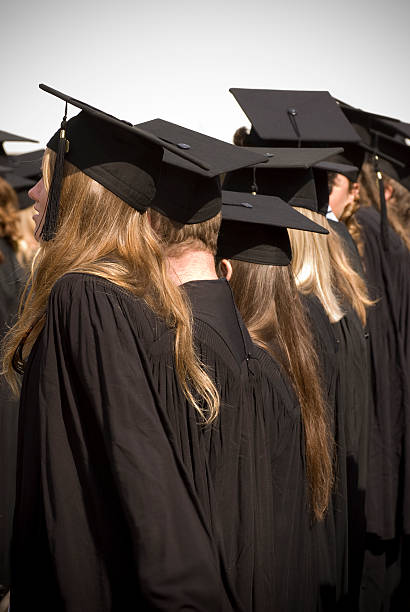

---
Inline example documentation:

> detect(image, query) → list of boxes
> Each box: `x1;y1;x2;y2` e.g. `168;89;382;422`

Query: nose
28;179;42;201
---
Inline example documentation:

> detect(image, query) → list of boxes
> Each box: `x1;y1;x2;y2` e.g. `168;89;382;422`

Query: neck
166;249;218;286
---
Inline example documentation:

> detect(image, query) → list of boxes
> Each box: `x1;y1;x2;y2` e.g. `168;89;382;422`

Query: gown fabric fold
11;273;326;611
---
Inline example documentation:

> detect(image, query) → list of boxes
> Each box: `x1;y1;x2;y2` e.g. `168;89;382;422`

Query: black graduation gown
354;207;410;611
356;207;410;542
11;274;235;612
332;308;370;611
0;238;23;593
11;273;321;612
301;294;348;608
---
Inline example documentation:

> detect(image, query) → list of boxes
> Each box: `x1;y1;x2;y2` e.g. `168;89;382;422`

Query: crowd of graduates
0;85;409;611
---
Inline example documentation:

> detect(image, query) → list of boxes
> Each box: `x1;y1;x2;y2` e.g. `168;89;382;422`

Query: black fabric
0;150;43;180
230;89;361;144
149;161;221;224
135;120;269;223
315;159;360;183
332;309;371;611
301;295;349;608
223;167;320;212
313;168;331;216
10;273;328;611
241;147;343;169
217;219;292;265
221;190;328;233
0;239;24;591
355;207;410;542
137;120;268;178
47;112;162;212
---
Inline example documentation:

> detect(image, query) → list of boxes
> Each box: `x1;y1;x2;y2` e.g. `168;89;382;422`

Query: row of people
0;85;409;611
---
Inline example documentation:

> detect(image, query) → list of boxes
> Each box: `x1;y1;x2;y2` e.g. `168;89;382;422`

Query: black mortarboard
3;149;44;180
0;166;36;209
223;147;341;215
230;88;361;146
314;159;360;183
41;84;245;240
135;119;268;224
217;190;328;266
0;130;38;155
365;131;410;191
336;99;410;142
337;100;410;248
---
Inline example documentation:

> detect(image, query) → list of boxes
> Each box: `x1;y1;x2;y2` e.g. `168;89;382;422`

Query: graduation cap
314;159;360;183
0;166;36;210
223;147;342;216
135;119;269;224
336;99;410;142
337;100;410;249
3;149;44;180
0;130;38;155
217;190;328;266
230;88;361;146
41;84;258;240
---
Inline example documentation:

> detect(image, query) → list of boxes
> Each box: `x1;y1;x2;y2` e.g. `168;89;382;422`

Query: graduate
0;173;28;599
227;88;375;609
325;111;410;610
2;85;273;611
216;183;340;610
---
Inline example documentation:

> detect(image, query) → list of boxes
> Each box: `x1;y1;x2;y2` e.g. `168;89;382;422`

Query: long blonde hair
2;150;219;423
226;260;333;520
289;209;372;326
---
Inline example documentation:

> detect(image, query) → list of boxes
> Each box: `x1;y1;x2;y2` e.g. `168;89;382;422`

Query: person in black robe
6;86;315;611
354;205;410;611
216;185;342;610
0;176;26;600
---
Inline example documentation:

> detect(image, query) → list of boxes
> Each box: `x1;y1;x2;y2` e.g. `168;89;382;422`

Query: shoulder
48;273;165;341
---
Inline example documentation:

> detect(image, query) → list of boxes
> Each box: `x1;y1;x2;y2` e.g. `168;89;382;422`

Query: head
28;178;48;241
0;176;21;259
2;149;220;422
328;172;359;220
359;162;410;251
217;257;333;520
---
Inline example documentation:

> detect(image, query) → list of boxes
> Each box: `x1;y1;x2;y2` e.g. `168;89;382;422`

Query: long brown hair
0;176;21;262
289;209;372;326
225;260;333;520
2;150;219;423
359;161;410;251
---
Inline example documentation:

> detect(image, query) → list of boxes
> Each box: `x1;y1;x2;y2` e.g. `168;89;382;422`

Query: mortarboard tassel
251;167;258;196
373;154;389;252
287;108;302;148
41;102;69;241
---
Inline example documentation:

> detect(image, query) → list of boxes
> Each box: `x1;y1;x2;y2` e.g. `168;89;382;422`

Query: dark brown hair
224;260;334;520
328;171;365;258
358;162;410;251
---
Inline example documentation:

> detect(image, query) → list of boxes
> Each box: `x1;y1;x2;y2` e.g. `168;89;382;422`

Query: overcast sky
2;0;409;153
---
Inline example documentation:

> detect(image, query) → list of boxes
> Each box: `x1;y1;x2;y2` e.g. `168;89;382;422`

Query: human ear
220;259;233;281
384;183;394;202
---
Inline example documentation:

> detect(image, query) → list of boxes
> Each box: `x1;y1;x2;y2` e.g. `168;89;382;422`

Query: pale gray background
2;0;409;153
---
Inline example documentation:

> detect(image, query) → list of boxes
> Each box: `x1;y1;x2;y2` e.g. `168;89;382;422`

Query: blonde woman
2;87;271;611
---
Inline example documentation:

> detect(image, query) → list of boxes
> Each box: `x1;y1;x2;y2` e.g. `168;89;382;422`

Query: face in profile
329;173;358;220
28;178;48;241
